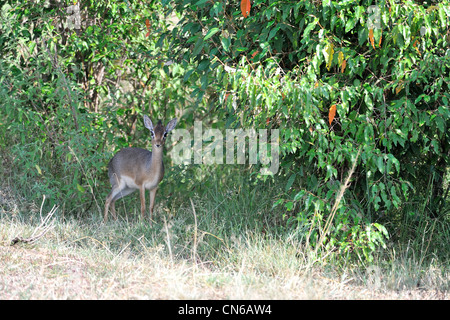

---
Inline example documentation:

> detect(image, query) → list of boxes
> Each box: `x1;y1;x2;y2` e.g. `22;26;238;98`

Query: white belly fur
121;175;160;190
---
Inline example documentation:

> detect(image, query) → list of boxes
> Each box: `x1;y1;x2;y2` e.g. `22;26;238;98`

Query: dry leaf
145;18;150;37
379;29;382;47
251;50;259;60
338;51;344;66
395;80;404;95
369;28;375;49
329;104;337;125
241;0;251;18
341;59;347;73
324;42;334;71
413;39;421;56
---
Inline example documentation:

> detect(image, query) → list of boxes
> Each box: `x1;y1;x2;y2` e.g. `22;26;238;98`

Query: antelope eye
163;132;168;138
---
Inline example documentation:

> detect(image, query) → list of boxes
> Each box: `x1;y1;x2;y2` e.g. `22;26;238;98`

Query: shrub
0;1;182;214
163;0;449;259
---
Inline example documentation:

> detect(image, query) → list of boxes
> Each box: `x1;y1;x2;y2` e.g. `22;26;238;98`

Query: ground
0;185;448;300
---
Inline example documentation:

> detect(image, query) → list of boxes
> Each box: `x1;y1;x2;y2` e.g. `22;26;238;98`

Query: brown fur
104;116;177;223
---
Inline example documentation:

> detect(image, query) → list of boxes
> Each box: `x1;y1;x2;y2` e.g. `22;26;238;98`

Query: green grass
0;173;448;299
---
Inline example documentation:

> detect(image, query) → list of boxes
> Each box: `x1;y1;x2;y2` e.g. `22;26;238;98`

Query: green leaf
302;17;319;39
268;24;281;41
373;223;389;238
431;140;440;154
435;116;445;134
194;0;210;5
285;173;296;191
376;156;384;173
183;68;195;83
192;37;204;56
391;186;400;208
285;201;294;211
294;190;305;201
358;28;368;46
345;17;357;33
325;164;337;180
387;154;400;174
204;27;220;40
272;198;284;209
221;37;231;52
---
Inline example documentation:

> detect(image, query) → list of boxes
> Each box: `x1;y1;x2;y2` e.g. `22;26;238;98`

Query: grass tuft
0;178;448;299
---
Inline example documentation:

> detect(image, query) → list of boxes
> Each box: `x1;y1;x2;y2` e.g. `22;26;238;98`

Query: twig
190;198;198;269
10;196;57;246
316;146;362;253
163;216;174;267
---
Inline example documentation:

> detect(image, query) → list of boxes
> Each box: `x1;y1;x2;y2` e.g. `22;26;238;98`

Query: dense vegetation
0;0;448;265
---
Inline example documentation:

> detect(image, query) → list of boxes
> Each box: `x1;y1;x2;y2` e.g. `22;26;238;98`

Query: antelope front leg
139;186;146;220
149;187;158;223
104;190;118;222
104;197;111;222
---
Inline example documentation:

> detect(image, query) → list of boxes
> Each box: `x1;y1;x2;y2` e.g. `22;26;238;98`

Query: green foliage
0;1;187;213
163;0;449;259
0;0;448;263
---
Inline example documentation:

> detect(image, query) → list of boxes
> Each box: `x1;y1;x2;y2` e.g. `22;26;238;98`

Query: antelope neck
149;144;164;172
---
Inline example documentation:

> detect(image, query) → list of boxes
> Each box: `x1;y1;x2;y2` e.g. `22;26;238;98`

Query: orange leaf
341;59;346;73
241;0;251;18
378;29;382;47
329;104;337;125
251;50;259;60
369;28;375;49
395;80;404;95
145;19;151;37
413;39;421;56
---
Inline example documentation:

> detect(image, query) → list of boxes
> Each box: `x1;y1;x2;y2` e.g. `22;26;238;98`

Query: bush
0;0;448;262
0;1;184;214
163;0;449;259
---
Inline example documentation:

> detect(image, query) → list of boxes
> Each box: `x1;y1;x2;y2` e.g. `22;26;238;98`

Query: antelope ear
165;118;177;133
143;115;154;131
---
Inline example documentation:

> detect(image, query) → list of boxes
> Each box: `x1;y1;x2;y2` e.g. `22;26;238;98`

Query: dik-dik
104;115;177;222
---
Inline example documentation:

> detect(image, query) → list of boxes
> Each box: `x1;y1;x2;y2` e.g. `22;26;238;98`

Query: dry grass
0;220;448;299
0;186;448;300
